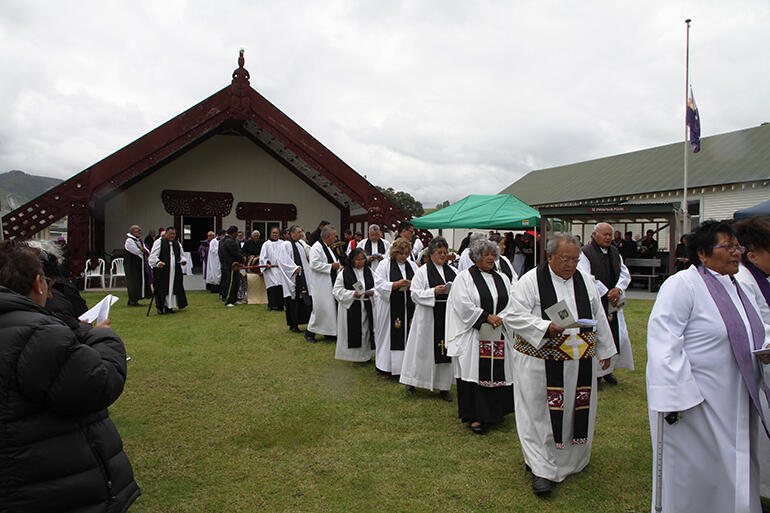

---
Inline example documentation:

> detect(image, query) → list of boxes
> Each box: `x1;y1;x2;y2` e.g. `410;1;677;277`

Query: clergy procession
117;209;770;509
2;209;770;512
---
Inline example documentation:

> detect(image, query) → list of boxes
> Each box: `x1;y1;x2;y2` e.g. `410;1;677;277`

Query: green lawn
91;291;655;513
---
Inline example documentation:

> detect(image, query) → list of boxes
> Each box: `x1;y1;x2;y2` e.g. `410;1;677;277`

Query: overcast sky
1;1;767;207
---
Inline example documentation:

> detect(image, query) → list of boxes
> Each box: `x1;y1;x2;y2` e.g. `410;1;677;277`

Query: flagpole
682;19;691;236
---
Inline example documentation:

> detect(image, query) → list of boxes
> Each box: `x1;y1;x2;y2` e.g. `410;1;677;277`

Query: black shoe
597;379;604;391
525;464;531;473
164;307;174;314
469;422;483;434
305;332;316;342
603;373;618;385
532;476;554;496
405;385;416;394
289;326;301;333
324;335;336;341
156;309;164;315
127;301;140;307
439;391;453;402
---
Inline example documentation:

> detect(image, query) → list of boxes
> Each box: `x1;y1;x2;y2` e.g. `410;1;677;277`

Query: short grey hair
469;232;486;242
468;239;499;263
546;233;581;255
368;224;380;233
592;222;613;235
321;225;336;238
427;236;448;256
251;230;261;237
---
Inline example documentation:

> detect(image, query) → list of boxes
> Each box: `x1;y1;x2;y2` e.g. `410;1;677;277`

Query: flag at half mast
686;87;701;153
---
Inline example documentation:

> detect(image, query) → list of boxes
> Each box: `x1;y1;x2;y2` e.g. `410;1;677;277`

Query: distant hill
0;170;63;214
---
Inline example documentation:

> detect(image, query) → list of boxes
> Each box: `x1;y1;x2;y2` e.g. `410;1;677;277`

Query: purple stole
698;265;770;438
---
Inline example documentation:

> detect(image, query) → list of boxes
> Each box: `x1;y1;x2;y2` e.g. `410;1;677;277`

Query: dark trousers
285;296;312;327
267;286;284;309
223;269;241;305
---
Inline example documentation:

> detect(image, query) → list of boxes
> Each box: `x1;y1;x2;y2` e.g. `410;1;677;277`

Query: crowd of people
2;213;769;512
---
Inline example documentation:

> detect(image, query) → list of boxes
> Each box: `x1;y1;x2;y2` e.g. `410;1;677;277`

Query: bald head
129;225;141;237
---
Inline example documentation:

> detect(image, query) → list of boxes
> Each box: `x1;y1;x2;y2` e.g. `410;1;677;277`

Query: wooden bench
625;258;662;292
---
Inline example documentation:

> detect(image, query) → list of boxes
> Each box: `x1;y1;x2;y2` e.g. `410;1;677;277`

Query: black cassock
124;236;151;303
153;238;188;311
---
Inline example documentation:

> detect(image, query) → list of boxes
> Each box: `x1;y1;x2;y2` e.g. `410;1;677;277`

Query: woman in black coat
0;240;140;513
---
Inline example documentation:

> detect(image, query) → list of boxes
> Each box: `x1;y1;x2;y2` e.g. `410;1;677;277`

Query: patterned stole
468;265;509;387
426;261;457;364
537;262;593;449
343;266;375;349
291;241;309;300
320;243;339;285
389;259;415;350
699;266;770;438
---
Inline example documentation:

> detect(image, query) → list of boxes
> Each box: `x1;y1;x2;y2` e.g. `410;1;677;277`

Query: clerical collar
548;266;572;284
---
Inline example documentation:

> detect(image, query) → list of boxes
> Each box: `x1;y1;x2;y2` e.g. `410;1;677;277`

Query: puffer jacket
0;286;140;513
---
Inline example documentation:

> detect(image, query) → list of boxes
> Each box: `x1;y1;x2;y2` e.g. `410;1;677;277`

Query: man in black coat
124;225;152;306
219;225;246;307
0;240;140;513
148;226;188;315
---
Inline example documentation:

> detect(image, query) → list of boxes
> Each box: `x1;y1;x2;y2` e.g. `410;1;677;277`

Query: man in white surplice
259;227;289;311
502;233;615;496
205;230;223;294
348;224;391;272
647;220;770;513
577;222;634;385
306;226;343;340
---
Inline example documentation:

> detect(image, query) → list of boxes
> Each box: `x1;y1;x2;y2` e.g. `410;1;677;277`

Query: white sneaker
226;303;235;307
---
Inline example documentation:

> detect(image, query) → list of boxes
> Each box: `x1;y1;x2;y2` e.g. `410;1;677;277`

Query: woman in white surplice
333;248;376;363
733;216;770;502
400;236;455;400
446;239;514;434
373;238;418;378
647;220;770;513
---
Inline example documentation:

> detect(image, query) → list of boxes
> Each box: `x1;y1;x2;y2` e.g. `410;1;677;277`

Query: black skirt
456;379;514;424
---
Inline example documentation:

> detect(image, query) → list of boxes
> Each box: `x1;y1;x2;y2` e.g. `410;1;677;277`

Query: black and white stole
468;265;509;387
320;243;340;286
497;256;514;282
536;262;593;449
342;266;375;349
290;241;310;300
426;261;457;364
364;239;385;257
389;259;415;350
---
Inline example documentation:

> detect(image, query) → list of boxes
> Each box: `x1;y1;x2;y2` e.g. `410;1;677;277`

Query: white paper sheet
545;299;598;329
78;294;119;324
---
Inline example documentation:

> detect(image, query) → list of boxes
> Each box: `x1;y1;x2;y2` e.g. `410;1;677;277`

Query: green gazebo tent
412;194;539;229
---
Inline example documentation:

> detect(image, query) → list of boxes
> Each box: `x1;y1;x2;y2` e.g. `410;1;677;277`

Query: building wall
103;135;341;250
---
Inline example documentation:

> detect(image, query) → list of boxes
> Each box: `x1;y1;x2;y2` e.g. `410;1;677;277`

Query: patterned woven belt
514;332;597;360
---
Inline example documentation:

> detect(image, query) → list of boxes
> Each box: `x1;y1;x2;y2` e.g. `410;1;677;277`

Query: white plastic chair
84;258;106;288
109;257;126;288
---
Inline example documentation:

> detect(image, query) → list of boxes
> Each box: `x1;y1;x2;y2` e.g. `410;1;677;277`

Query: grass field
89;290;656;513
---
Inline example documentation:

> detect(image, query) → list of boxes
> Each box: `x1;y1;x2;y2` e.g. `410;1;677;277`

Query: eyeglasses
712;244;746;254
557;256;580;264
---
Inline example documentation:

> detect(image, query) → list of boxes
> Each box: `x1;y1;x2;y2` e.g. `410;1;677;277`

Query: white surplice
348;238;391;272
399;264;454;391
277;240;313;299
577;251;634;376
728;264;770;500
373;257;419;374
496;255;519;288
259;239;290;296
647;266;770;513
333;268;374;362
457;251;473;272
205;237;221;286
445;268;514;384
501;266;616;483
307;241;339;336
148;238;178;309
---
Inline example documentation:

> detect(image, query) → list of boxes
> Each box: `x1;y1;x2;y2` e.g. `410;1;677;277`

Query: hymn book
544;300;598;329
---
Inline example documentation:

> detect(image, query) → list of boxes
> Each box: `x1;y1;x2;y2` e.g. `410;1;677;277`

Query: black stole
320;242;339;285
468;265;509;386
290;241;310;300
536;262;593;448
581;240;621;352
389;259;415;350
364;239;385;256
497;257;514;281
343;266;375;349
426;261;457;364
